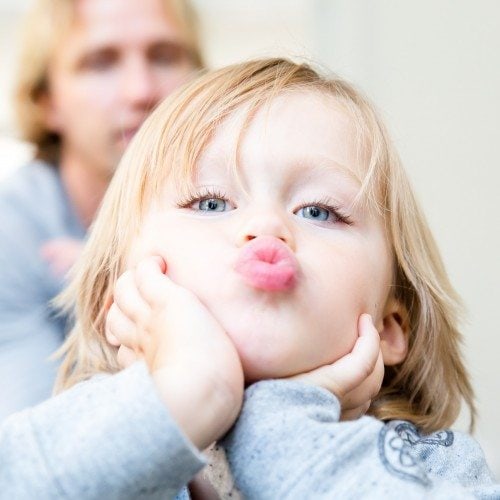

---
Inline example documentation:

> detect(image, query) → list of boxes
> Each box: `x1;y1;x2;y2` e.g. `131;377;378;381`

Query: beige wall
1;0;499;478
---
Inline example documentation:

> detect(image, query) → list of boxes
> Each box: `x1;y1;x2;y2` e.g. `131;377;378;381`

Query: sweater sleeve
0;362;205;499
222;379;499;499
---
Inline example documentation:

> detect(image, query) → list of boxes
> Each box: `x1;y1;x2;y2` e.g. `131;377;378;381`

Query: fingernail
361;313;373;325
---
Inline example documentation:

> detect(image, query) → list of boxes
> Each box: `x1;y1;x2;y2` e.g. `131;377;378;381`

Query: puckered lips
234;235;298;292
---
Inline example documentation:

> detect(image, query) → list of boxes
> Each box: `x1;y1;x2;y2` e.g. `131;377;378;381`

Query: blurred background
1;0;499;478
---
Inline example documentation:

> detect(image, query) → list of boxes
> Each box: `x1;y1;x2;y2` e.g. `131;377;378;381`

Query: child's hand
288;314;383;420
105;256;244;450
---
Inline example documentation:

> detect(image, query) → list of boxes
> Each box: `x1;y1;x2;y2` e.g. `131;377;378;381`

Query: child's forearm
107;256;245;450
222;380;498;499
0;362;204;499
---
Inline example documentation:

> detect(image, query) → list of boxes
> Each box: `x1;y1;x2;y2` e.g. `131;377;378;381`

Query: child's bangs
163;97;266;202
322;88;391;219
131;59;391;222
144;70;317;200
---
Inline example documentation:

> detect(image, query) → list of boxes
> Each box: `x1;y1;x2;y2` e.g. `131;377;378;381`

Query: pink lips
234;236;298;292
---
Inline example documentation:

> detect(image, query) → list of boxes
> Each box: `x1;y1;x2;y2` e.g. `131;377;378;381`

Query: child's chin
237;345;303;383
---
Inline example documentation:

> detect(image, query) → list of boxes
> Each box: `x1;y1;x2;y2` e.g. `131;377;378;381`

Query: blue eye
177;189;235;213
296;205;330;221
198;198;227;212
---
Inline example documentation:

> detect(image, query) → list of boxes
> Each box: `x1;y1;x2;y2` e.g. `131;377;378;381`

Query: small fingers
343;341;384;409
134;256;170;308
348;314;381;380
290;314;382;399
113;269;151;325
329;314;381;394
340;401;371;422
340;362;383;412
105;302;138;348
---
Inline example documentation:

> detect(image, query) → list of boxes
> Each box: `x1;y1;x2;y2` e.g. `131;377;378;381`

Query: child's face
129;90;393;380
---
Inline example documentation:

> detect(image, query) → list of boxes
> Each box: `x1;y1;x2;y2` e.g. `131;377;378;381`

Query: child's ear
379;298;409;366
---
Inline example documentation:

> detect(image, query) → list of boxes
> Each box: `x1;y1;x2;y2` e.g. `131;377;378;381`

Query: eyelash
176;188;353;225
295;198;353;226
176;188;230;209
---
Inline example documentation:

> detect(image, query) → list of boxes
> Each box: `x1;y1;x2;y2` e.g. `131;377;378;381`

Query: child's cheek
125;235;153;269
124;210;169;269
158;230;226;291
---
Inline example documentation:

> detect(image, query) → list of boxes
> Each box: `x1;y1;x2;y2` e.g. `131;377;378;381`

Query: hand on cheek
287;314;384;421
105;256;244;450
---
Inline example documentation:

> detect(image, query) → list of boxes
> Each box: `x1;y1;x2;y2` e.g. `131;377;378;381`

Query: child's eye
198;198;228;212
296;205;330;221
177;189;235;213
294;202;352;225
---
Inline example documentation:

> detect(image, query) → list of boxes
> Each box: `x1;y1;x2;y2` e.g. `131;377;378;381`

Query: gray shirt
0;161;85;419
1;362;498;499
224;380;500;499
0;363;205;499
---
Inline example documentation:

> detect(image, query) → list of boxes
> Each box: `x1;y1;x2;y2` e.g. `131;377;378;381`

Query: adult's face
44;0;197;179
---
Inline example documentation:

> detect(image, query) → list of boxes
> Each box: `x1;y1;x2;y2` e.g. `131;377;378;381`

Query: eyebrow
75;36;187;57
289;155;363;189
198;150;362;182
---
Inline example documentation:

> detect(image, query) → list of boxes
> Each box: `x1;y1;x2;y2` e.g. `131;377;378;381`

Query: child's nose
236;207;295;250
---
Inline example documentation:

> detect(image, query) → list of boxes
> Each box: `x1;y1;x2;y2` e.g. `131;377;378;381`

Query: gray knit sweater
1;362;498;499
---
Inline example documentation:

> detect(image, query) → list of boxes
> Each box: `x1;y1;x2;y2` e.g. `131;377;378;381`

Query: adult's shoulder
0;161;64;231
0;160;76;299
0;160;85;242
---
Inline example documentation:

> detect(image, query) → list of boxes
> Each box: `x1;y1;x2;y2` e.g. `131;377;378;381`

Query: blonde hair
56;58;475;433
14;0;204;164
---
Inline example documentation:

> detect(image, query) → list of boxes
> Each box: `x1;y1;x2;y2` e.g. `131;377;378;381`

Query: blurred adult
0;0;203;419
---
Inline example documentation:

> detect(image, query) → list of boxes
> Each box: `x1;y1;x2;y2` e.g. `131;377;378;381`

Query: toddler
56;58;498;498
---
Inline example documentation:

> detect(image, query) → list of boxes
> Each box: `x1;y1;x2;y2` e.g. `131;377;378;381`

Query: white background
1;0;499;478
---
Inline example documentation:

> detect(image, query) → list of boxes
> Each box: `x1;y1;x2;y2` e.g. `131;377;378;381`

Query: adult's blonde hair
56;58;475;433
14;0;204;164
